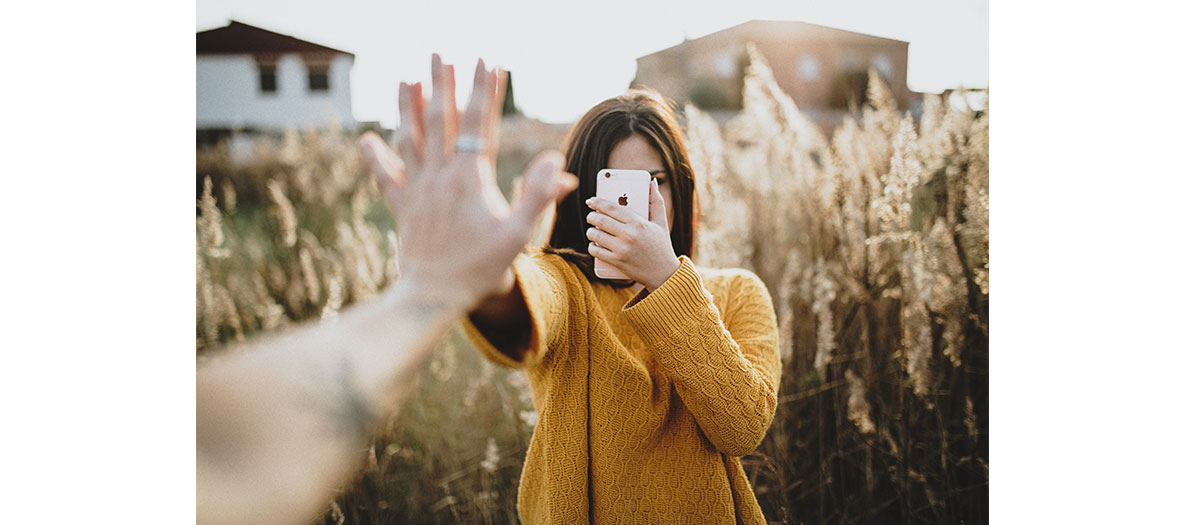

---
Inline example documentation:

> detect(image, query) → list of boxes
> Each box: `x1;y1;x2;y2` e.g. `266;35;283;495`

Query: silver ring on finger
455;134;487;154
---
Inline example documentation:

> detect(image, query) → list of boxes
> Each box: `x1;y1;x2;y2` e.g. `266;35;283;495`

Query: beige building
633;20;914;122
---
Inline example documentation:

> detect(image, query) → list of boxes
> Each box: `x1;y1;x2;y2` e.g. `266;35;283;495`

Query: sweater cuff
622;256;714;342
460;254;548;369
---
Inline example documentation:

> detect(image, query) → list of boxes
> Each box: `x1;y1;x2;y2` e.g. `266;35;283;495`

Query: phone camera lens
605;172;611;178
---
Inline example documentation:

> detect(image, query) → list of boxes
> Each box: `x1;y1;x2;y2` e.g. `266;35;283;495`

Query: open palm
359;55;576;308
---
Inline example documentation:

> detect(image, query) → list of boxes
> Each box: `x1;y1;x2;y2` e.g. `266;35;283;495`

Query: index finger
424;54;458;163
485;68;508;160
586;196;643;224
459;58;494;148
396;81;424;168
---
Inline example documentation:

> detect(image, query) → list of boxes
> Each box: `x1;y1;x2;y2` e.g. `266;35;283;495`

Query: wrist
386;276;475;315
643;257;682;292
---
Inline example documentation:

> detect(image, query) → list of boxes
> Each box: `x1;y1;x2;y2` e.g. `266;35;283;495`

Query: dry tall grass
686;45;988;523
196;44;987;523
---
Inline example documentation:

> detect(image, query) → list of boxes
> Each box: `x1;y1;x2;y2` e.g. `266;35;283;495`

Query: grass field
197;47;988;524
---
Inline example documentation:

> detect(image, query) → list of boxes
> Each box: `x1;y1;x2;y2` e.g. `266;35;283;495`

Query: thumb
649;179;669;230
508;150;578;236
359;132;406;209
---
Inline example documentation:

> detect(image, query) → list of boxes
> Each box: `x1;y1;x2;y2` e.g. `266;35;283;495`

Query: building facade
197;21;355;141
633;21;913;117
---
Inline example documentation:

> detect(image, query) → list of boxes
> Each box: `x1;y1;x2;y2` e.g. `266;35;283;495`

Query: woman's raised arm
623;261;781;457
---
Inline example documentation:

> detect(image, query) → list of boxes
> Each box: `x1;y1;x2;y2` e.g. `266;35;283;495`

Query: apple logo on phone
618;193;628;206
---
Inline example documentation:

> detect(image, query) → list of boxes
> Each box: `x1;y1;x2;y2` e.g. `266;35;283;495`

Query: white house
197;21;355;140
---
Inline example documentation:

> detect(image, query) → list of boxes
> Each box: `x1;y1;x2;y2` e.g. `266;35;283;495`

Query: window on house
797;55;820;82
713;52;736;78
307;64;329;92
258;64;277;93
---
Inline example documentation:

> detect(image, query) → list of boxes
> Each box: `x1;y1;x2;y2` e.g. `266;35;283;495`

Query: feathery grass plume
289;164;316;206
683;105;725;210
353;217;388;287
918;94;946;153
962;95;990;301
922;218;967;366
214;283;245;343
334;220;379;302
684;105;754;269
266;179;298;248
284;271;309;318
744;44;829;162
777;278;795;363
966;96;990;205
196;239;219;347
508;370;539;425
962;179;989;255
876;115;921;237
463;348;498;410
328;501;345;525
298;247;321;305
198;176;229;259
366;443;380;472
279;127;303;166
964;397;979;443
298;229;328;303
251;272;289;331
265;261;289;298
223;272;260;335
248;284;283;330
349;172;373;221
900;246;934;397
480;438;500;474
811;259;837;371
865;68;899;134
830;119;870;280
327;161;357;208
221;179;237;215
333;220;361;296
844;369;876;434
974;262;989;297
321;276;343;323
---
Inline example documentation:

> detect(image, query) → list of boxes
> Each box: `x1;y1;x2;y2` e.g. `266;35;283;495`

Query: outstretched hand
360;54;577;309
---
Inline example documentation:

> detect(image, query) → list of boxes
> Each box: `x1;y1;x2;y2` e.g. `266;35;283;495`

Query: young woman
462;69;782;523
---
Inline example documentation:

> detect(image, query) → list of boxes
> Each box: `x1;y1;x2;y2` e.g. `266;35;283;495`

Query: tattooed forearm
298;294;461;442
197;279;469;525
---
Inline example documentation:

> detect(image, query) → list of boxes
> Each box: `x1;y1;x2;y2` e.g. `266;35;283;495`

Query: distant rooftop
639;20;908;60
196;20;354;57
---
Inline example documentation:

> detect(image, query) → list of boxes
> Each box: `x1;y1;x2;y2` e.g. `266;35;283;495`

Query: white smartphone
593;168;651;280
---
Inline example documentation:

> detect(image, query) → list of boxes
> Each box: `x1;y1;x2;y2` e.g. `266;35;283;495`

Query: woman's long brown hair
544;88;698;285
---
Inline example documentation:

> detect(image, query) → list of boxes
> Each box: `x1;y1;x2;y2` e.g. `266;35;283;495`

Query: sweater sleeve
461;252;575;369
622;256;781;457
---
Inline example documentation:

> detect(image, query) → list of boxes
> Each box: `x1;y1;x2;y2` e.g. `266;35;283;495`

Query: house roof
197;20;354;57
637;20;908;60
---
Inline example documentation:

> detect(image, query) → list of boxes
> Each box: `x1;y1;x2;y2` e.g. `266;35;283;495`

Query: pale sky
196;0;988;126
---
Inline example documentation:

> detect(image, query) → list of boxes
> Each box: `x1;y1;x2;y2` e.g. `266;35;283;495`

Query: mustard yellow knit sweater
462;252;781;524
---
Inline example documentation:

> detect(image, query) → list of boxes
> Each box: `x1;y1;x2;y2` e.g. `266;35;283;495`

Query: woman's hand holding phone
585;179;680;291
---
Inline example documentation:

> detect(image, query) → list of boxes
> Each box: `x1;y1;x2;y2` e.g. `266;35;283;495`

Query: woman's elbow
713;391;778;456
